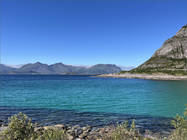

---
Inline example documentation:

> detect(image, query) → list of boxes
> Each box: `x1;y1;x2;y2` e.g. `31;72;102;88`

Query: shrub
103;105;187;140
103;120;152;140
0;112;68;140
0;112;35;140
168;105;187;140
33;128;68;140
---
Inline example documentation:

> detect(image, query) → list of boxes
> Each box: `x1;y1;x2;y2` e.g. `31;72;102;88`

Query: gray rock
67;134;74;140
79;132;88;139
54;124;66;130
153;26;187;59
82;126;91;132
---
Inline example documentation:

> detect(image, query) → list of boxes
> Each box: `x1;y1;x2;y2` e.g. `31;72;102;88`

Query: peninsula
99;24;187;80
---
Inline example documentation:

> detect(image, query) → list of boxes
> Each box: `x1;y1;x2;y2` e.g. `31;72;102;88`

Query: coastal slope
131;24;187;75
100;24;187;80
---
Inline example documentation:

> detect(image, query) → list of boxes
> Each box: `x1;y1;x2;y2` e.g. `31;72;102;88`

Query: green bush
168;105;187;140
0;112;68;140
103;120;152;140
104;106;187;140
0;112;35;140
33;128;68;140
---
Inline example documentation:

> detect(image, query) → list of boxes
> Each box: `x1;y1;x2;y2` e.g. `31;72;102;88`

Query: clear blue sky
1;0;187;66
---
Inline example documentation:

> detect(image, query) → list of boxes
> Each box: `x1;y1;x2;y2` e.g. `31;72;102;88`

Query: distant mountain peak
34;62;48;65
35;62;42;64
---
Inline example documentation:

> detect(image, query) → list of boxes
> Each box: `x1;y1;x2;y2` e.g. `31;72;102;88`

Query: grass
119;68;187;76
120;56;187;76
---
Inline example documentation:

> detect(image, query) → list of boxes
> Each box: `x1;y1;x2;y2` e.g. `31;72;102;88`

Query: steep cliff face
132;25;187;75
153;25;187;59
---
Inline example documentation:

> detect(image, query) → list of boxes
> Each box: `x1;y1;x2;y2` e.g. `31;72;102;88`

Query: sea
1;75;187;133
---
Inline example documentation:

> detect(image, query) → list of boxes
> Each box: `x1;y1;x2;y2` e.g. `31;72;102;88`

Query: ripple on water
0;106;173;134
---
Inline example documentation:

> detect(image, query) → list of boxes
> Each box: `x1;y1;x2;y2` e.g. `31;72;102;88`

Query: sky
1;0;187;67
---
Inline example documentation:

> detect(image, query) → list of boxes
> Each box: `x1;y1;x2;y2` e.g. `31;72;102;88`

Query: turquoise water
0;75;187;118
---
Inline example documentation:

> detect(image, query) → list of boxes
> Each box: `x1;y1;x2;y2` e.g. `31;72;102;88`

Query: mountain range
4;24;186;76
0;62;122;75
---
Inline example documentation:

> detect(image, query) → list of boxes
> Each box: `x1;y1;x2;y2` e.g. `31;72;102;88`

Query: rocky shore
98;73;187;80
41;124;114;140
0;123;167;140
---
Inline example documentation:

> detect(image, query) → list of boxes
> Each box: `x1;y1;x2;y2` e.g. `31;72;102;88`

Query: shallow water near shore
0;106;172;134
0;75;187;132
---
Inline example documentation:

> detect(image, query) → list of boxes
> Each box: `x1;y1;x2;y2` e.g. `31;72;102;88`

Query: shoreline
97;73;187;80
0;123;170;140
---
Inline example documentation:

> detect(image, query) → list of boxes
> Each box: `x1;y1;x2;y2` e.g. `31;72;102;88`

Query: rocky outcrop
131;25;187;75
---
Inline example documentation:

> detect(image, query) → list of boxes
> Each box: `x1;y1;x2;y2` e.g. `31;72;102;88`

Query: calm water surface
0;75;187;130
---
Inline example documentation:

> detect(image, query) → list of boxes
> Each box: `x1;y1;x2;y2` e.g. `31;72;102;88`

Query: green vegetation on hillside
130;69;187;76
118;57;187;76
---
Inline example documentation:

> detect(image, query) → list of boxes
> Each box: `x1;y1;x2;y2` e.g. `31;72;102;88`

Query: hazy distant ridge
0;62;122;75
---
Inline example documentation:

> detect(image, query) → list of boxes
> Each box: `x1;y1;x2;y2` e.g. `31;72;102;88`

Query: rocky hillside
131;24;187;75
0;62;121;75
